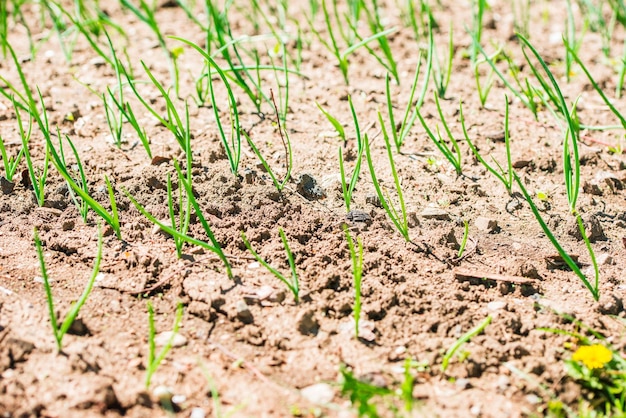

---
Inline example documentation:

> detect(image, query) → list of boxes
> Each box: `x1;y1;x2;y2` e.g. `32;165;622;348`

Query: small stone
596;253;613;266
596;294;623;315
366;194;383;208
517;262;541;280
154;331;187;347
496;375;510;392
583;181;603;196
152;386;173;403
67;317;90;336
296;310;319;336
475;216;498;233
296;173;326;201
62;220;75;231
236;300;254;324
0;177;14;194
243;168;257;185
346;210;371;224
512;159;531;169
190;408;206;418
455;378;471;390
568;214;606;242
420;207;450;220
487;301;507;311
301;383;335;405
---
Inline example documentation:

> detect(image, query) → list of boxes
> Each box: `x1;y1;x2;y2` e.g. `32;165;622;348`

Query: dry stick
453;267;537;285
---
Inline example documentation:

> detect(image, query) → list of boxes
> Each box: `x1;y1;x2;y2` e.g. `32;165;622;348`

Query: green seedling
384;52;430;151
166;172;192;259
470;0;489;65
125;161;232;278
241;227;299;303
617;38;626;99
511;0;530;37
19;102;50;207
47;134;121;238
0;98;29;183
360;0;399;84
120;0;181;95
317;102;346;142
462;97;513;193
564;0;586;82
474;48;499;107
245;91;292;191
337;96;365;212
431;22;454;98
340;365;393;417
57;133;89;222
344;226;364;339
564;40;626;131
198;361;245;418
457;220;469;258
417;93;463;176
207;62;243;176
145;301;184;389
513;172;599;301
365;114;409;241
34;225;103;352
441;315;492;372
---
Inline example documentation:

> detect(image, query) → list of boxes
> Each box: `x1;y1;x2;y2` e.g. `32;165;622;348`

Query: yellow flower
572;344;613;369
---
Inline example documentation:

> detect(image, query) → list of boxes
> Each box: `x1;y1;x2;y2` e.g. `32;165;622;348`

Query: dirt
1;0;626;417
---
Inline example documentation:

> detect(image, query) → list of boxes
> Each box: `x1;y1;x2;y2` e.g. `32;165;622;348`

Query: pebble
152;386;173;403
596;294;624;315
236;300;254;324
154;331;187;348
596;253;613;266
420;207;450;220
296;173;326;201
301;383;335;405
455;378;471;390
296;310;320;336
475;216;498;232
487;301;507;312
190;408;206;418
0;177;14;194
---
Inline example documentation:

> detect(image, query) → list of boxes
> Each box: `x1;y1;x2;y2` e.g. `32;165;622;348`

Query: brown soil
1;1;626;417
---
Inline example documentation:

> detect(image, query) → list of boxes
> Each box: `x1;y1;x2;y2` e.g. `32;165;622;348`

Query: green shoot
474;48;500;107
417;93;463;176
317;102;346;142
365;114;409;241
511;0;530;37
47;135;121;238
457;220;470;258
384;53;428;151
241;228;299;303
20;105;50;207
441;315;492;372
340;365;392;416
431;22;454;98
34;225;103;352
564;0;586;82
166;172;192;259
338;96;365;212
207;60;242;176
513;173;599;301
344;226;364;339
462;97;513;193
0;98;30;183
244;91;292;192
145;301;184;389
470;0;488;65
57;133;89;222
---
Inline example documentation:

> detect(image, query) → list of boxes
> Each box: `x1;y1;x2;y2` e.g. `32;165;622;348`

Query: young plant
431;22;454;98
125;161;232;278
344;226;364;339
416;93;463;176
457;220;470;258
337;96;365;212
0;98;29;182
470;0;489;65
462;97;513;193
166;172;192;259
474;48;500;107
20;105;50;207
365;113;409;241
244;91;293;192
241;228;299;303
384;52;430;151
441;315;492;372
47;135;121;238
145;301;184;388
57;133;89;222
34;225;103;352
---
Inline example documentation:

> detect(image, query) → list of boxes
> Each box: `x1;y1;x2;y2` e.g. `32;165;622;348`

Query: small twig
454;267;537;285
